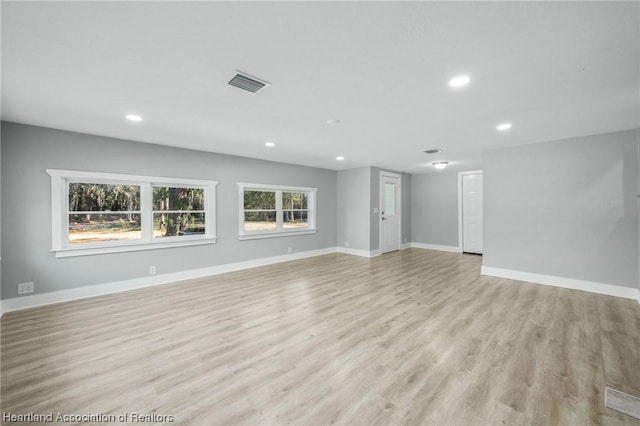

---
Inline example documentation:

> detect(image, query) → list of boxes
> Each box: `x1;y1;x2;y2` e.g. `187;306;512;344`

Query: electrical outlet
345;242;350;248
287;247;292;254
18;282;34;295
373;207;379;213
149;266;156;275
403;237;407;243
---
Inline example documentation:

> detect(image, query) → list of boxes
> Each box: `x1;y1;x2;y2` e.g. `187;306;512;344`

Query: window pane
153;213;205;238
153;187;204;211
384;183;396;217
244;191;276;210
69;183;140;212
244;211;276;232
283;192;307;209
69;213;141;244
283;210;308;229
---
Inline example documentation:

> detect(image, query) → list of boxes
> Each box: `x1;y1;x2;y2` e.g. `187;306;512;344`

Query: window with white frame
238;183;317;239
47;169;218;257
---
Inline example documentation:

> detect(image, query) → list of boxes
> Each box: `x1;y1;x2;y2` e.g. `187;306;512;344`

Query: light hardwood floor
1;249;639;425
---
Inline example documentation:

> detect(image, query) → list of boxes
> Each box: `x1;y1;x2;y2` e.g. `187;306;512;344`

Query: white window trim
47;169;218;258
237;182;317;240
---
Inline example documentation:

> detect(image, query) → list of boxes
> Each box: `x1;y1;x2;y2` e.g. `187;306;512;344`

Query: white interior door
462;173;483;254
381;174;400;253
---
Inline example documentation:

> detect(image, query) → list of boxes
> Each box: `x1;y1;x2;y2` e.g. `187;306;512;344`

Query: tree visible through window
244;190;277;231
282;192;308;229
47;169;218;257
68;183;141;244
153;187;205;237
238;183;316;238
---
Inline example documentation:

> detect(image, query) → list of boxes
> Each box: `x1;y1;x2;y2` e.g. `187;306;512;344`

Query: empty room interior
1;1;640;425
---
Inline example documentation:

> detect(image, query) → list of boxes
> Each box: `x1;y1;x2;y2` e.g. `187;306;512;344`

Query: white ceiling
2;1;639;174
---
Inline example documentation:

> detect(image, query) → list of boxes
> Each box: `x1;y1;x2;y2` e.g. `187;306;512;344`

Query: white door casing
380;172;401;254
460;172;483;254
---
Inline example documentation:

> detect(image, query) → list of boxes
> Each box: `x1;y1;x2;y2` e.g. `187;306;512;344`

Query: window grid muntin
48;170;217;255
238;183;317;238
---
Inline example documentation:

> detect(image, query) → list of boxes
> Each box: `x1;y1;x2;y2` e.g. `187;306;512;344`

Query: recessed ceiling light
496;123;512;131
126;114;142;122
433;162;448;169
265;141;275;147
336;156;345;161
326;119;340;125
448;75;470;88
424;149;442;154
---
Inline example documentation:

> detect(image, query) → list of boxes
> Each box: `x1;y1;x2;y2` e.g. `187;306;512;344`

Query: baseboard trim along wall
336;247;381;258
410;242;461;253
481;266;639;301
1;247;338;315
3;248;637;315
605;387;640;420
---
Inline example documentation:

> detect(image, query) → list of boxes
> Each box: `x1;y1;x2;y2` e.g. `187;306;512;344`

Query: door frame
379;171;402;254
457;170;483;253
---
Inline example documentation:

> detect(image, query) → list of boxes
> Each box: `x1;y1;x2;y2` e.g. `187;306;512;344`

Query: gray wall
484;128;639;289
401;173;412;246
0;123;2;293
337;166;411;253
336;167;371;251
1;122;337;299
370;168;379;251
411;171;459;247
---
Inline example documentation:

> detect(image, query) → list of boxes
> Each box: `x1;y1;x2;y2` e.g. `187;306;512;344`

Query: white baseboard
606;387;640;419
400;243;411;250
4;249;636;316
410;242;461;253
1;247;338;315
336;247;380;258
481;266;639;301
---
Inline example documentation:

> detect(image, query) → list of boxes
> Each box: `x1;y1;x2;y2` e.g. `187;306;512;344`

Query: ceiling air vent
228;71;270;93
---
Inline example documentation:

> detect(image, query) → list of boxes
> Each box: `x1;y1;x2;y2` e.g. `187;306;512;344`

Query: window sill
238;229;317;241
53;237;218;258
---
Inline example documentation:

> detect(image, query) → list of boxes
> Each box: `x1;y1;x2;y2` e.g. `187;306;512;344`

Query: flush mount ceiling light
265;141;275;147
448;75;470;88
125;114;142;122
496;123;512;131
336;156;345;161
433;162;448;169
424;149;442;154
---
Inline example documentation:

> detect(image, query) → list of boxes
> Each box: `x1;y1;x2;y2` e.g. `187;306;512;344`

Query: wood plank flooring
1;249;639;425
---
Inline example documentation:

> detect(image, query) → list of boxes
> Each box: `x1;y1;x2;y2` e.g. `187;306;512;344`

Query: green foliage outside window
153;187;205;237
68;183;141;243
